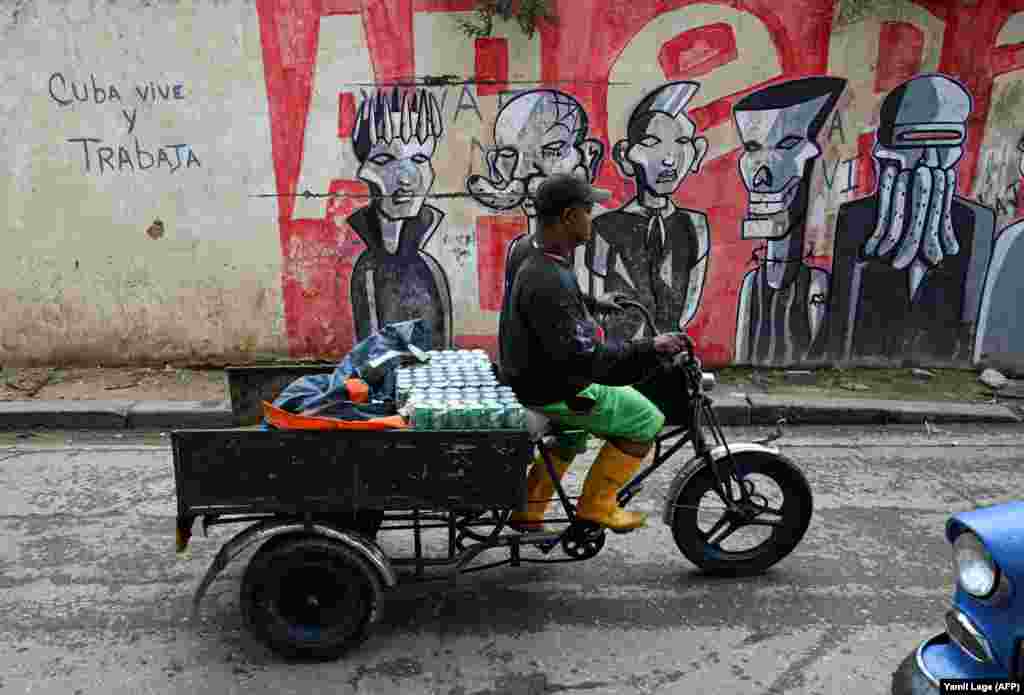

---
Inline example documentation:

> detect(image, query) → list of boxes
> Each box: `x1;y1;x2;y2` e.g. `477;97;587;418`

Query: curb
0;400;236;430
0;395;1018;430
709;393;1022;426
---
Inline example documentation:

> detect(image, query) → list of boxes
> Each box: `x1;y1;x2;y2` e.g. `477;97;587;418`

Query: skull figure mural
346;88;453;348
732;77;846;367
826;74;995;365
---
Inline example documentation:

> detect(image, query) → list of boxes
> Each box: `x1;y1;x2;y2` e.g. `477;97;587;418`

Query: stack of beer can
396;349;527;430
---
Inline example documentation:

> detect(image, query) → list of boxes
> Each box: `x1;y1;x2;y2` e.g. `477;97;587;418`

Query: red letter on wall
475;37;509;96
476;215;526;312
875;22;925;93
658;23;738;81
338;92;356;139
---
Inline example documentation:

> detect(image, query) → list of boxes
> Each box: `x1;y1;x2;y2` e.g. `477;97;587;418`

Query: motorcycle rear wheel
669;451;812;575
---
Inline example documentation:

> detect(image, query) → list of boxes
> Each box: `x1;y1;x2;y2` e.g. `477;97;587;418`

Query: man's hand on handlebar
653;332;690;355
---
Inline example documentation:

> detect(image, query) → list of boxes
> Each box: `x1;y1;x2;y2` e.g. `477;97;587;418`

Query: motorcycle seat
523;408;587;451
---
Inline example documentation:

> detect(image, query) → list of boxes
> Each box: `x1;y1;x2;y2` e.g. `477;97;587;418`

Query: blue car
893;501;1024;693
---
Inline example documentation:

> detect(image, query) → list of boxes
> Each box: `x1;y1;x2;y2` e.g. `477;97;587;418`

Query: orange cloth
345;378;370;403
262;401;409;431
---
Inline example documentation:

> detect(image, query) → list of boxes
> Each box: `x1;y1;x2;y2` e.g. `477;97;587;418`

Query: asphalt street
1;423;1022;695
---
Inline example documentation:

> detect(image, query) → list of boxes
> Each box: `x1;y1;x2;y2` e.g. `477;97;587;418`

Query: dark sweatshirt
498;240;658;407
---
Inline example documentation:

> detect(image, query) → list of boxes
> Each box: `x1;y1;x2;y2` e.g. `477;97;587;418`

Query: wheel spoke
706;518;742;546
674;503;729;514
703;513;731;542
715;482;741;506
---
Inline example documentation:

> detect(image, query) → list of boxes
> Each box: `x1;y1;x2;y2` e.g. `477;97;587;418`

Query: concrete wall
6;0;1024;371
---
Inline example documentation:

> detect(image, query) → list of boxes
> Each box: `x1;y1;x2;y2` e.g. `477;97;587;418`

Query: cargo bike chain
451;508;606;563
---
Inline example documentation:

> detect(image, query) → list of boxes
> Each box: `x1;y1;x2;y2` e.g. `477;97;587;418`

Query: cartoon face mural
354;89;443;221
613;82;709;200
346;88;453;349
827;74;995;365
587;81;711;343
732;77;845;367
733;78;844;240
467;90;604;219
861;75;971;281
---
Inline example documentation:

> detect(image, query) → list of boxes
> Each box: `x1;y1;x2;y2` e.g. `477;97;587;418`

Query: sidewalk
0;365;1019;430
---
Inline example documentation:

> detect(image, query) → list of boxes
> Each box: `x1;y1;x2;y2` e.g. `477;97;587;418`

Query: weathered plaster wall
1;0;285;366
6;0;1024;371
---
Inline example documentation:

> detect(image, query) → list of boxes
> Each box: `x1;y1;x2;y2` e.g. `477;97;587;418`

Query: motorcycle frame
535;346;741;529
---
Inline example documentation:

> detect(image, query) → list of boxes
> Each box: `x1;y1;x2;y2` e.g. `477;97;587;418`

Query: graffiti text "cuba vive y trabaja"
49;71;202;175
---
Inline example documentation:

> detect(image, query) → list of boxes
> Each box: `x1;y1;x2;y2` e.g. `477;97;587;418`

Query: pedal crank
561;521;606;560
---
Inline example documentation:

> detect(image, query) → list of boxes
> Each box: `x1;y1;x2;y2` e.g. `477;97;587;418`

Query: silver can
412;403;436;430
463;400;486;429
444;400;464;430
503;405;526;429
480;401;503;429
428;401;448;430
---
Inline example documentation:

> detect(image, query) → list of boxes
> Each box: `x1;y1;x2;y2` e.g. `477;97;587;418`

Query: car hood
946;501;1024;672
947;501;1024;587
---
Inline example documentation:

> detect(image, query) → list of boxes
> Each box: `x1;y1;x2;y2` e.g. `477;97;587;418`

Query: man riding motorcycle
498;173;690;533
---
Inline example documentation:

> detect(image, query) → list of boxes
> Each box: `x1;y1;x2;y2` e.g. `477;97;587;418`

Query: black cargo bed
172;428;532;522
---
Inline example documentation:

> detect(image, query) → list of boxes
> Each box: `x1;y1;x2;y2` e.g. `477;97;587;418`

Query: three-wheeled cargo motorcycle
172;301;813;660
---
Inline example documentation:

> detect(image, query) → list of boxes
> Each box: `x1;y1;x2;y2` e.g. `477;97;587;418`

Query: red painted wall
255;0;1024;368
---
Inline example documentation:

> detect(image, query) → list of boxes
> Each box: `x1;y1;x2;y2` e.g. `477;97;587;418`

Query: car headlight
953;532;999;598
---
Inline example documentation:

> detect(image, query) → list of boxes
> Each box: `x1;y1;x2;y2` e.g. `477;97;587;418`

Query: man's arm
523;274;657;386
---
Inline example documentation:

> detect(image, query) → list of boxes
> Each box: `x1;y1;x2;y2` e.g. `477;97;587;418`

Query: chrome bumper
893;631;1014;695
892;634;950;695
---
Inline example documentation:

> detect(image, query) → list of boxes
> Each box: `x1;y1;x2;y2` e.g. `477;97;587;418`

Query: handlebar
612;299;695;355
608;298;715;393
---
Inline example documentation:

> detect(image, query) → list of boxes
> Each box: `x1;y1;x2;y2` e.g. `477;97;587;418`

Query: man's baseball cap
534;174;611;218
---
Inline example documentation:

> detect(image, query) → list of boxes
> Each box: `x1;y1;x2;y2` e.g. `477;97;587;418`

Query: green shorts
534;383;665;453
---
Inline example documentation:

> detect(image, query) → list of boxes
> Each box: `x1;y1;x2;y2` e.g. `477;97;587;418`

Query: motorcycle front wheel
669;450;813;575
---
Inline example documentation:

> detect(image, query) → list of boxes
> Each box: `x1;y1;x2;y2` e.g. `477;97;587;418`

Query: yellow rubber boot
508;452;573;532
575;442;647;533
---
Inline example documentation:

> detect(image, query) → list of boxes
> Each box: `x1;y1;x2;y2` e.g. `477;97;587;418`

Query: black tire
240;535;383;660
670;451;813;575
891;650;940;695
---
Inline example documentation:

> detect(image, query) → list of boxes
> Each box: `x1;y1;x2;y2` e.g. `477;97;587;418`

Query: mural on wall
250;0;1024;370
732;77;845;367
585;81;710;343
975;133;1024;370
346;87;453;348
467;89;603;219
826;74;996;365
466;88;604;290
